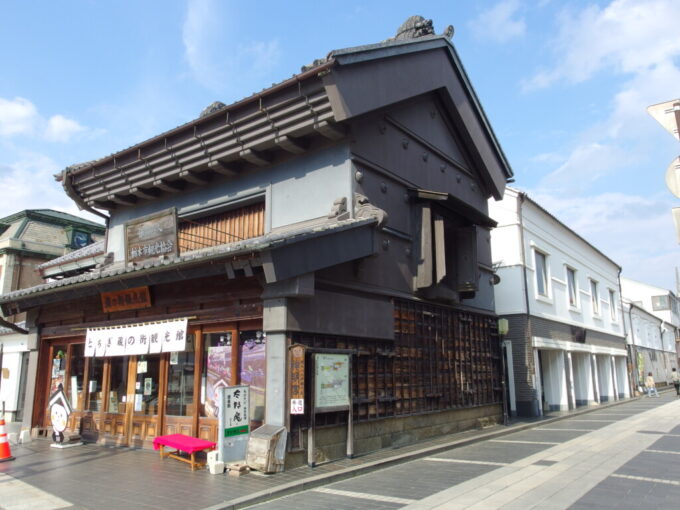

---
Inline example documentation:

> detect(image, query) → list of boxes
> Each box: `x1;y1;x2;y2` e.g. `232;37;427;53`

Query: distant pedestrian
645;372;660;397
672;368;680;397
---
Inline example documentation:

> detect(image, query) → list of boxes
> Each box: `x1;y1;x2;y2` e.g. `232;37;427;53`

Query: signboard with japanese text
85;318;187;357
101;286;151;313
223;385;249;437
314;353;350;410
289;344;305;415
124;208;178;265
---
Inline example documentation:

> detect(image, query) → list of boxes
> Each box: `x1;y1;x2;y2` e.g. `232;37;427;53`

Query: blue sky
1;0;678;290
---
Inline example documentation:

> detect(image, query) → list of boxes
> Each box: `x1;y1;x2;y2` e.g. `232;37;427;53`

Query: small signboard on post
308;350;354;467
218;385;250;463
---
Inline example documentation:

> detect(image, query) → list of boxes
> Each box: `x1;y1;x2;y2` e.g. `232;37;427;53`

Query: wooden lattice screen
289;299;502;442
177;202;265;252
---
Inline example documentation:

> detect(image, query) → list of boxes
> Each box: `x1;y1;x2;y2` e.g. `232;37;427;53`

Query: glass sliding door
163;333;197;436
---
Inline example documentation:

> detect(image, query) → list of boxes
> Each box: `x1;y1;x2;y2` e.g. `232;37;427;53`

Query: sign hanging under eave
85;318;188;357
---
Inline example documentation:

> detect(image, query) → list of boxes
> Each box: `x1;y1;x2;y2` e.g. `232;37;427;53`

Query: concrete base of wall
286;405;502;469
547;404;569;412
600;396;611;402
575;399;597;407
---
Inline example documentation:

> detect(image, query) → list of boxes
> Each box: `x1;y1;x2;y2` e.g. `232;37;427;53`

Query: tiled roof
0;321;26;335
0;217;377;304
37;240;106;271
0;209;105;230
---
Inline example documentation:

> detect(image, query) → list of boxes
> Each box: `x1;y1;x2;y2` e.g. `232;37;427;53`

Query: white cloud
526;189;678;289
537;142;630;193
469;0;526;43
0;96;86;142
182;0;281;94
45;115;86;142
0;154;87;219
0;97;39;136
524;0;680;90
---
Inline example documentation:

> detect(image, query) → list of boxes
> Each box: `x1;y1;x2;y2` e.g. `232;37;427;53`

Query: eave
60;62;344;212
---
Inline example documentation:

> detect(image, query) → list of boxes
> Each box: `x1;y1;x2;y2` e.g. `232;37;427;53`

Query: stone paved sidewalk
0;395;656;510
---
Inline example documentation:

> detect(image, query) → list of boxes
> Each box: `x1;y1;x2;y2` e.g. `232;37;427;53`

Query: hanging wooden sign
289;344;306;415
101;286;151;313
124;208;178;264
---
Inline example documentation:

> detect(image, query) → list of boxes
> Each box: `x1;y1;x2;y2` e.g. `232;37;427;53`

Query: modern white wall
490;188;624;339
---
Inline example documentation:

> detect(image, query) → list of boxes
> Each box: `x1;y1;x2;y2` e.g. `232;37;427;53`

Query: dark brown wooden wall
38;275;263;336
289;298;502;444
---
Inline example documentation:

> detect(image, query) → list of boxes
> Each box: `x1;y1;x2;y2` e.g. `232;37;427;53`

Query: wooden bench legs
158;444;209;471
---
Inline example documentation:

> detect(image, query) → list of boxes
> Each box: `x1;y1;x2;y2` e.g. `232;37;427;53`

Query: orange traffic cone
0;417;15;462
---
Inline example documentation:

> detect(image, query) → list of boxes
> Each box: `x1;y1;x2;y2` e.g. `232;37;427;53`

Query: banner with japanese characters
85;318;188;357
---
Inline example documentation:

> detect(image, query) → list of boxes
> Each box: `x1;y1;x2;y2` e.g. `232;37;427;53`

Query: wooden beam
208;160;239;177
240;148;271;167
130;187;160;200
275;135;307;154
153;179;184;193
314;120;346;141
179;170;209;185
91;199;117;211
108;193;137;206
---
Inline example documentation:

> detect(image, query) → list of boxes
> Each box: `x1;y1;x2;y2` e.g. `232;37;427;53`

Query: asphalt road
245;393;680;510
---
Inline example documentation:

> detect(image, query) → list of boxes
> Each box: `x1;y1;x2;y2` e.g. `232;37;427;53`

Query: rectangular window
535;251;548;297
567;267;577;307
652;295;670;311
590;279;599;315
609;289;617;321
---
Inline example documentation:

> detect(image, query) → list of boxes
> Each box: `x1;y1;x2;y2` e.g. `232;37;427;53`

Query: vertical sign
289;344;306;415
224;385;250;437
218;385;250;463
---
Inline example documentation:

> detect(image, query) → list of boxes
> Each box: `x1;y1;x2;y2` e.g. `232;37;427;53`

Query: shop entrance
38;321;265;448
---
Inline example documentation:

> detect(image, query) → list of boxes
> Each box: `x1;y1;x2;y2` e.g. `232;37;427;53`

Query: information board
314;353;350;410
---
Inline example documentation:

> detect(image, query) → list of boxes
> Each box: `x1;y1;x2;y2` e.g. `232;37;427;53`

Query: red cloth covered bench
153;434;216;471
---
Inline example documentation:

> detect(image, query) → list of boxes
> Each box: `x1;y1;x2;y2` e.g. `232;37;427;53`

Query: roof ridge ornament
200;101;227;118
391;15;454;41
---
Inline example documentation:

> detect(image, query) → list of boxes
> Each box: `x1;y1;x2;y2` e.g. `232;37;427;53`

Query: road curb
205;394;651;510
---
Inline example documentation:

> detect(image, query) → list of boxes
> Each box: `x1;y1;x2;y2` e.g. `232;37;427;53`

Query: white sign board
290;398;305;415
314;353;350;410
85;318;188;357
218;385;250;463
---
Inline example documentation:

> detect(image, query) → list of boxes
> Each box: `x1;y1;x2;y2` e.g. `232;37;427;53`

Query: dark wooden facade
34;275;262;448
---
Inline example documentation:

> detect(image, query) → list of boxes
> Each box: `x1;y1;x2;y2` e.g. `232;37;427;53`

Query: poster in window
240;330;266;424
314;353;350;410
143;378;153;396
206;345;231;418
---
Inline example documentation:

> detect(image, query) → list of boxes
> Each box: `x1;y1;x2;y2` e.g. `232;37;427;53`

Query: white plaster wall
621;277;680;328
615;356;629;398
572;352;594;404
106;145;352;262
493;266;527;315
596;355;614;401
540;349;568;411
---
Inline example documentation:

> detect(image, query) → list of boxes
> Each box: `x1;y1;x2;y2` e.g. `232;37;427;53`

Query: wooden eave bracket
314;120;346;140
275;135;308;154
208;160;239;177
240;149;271;167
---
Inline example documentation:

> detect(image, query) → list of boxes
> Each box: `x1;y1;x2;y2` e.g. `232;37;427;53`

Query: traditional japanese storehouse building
0;18;513;466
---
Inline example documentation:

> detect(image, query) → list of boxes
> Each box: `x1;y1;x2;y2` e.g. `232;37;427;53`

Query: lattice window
178;203;265;252
289;299;502;443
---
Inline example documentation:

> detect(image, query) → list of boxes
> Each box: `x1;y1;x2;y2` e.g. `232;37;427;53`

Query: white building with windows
490;188;629;417
621;278;679;386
